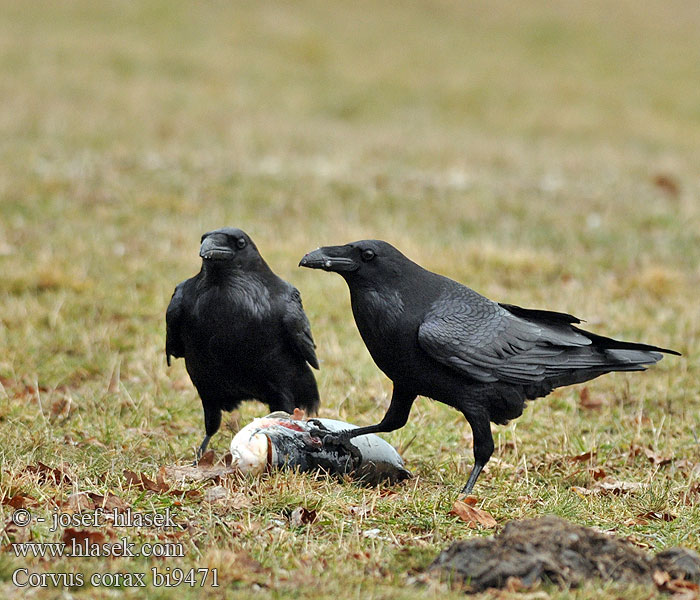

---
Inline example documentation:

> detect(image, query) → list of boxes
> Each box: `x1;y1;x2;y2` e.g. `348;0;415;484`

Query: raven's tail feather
573;327;681;357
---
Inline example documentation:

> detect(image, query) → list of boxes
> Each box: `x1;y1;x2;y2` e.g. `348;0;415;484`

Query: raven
300;240;679;495
166;228;320;458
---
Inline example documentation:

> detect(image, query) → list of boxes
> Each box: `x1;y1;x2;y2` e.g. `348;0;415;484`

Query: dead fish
229;411;411;485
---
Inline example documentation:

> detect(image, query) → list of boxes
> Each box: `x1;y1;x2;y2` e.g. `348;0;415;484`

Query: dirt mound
430;515;700;593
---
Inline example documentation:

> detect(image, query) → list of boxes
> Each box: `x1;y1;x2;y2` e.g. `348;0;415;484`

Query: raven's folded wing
415;286;628;385
165;282;187;366
282;287;319;369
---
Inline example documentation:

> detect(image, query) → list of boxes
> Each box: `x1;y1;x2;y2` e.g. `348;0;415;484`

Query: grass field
1;1;699;598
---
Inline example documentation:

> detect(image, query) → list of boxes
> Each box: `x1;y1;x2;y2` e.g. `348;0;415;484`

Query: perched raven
166;228;320;457
300;240;679;495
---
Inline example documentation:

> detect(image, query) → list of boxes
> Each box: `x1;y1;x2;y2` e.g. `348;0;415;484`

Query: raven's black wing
165;281;187;366
282;287;319;369
417;285;661;385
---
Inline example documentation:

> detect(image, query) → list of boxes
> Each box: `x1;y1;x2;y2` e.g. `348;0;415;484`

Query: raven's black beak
200;236;234;261
299;247;358;272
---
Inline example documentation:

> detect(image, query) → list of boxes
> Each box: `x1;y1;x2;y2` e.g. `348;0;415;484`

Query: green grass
1;1;699;598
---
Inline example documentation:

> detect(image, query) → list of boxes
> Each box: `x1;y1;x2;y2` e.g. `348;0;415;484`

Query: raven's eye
361;249;375;262
236;238;247;249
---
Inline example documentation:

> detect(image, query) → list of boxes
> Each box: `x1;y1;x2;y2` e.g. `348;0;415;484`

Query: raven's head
299;240;408;283
199;227;260;270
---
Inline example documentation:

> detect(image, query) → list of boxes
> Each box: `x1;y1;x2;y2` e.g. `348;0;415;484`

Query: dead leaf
651;174;680;198
123;469;169;493
197;450;216;467
579;387;604;410
290;507;318;527
626;511;676;526
642;447;672;466
592;477;642;495
62;528;107;552
61;492;95;513
60;491;130;514
588;466;607;480
569;451;596;463
449;500;497;529
25;462;74;485
50;395;72;419
88;493;130;513
3;494;38;509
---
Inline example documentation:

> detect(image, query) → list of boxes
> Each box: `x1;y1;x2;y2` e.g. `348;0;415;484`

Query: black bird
166;228;320;458
299;240;679;495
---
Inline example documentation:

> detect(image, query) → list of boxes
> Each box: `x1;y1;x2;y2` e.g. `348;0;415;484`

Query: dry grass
0;1;699;598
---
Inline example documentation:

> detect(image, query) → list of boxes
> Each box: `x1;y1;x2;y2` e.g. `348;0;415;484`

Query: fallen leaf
25;462;73;485
3;494;38;509
61;492;95;513
123;470;169;493
460;495;479;506
578;387;604;410
651;174;680;198
88;493;130;513
642;447;672;466
592;477;642;495
62;528;107;552
50;395;72;419
588;466;607;481
197;450;216;467
626;511;676;526
290;507;317;527
569;451;596;463
449;500;497;529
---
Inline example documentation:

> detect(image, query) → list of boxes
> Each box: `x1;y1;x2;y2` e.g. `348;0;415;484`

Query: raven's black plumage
167;228;320;457
300;240;679;495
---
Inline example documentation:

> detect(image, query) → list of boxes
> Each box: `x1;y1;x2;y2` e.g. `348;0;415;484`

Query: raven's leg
338;385;417;440
196;405;222;462
460;410;494;496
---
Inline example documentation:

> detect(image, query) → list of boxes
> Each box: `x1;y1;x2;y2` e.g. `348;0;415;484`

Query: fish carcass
229;412;411;485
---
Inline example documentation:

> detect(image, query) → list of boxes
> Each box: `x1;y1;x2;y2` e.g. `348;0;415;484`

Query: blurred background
0;0;697;466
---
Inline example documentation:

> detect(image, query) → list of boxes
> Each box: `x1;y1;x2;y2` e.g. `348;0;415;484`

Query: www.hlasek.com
9;508;218;588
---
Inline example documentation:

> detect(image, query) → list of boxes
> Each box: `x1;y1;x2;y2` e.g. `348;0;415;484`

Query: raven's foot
459;461;485;496
193;435;212;466
307;427;362;466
